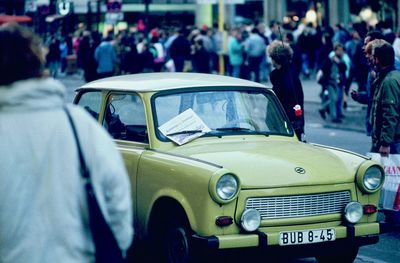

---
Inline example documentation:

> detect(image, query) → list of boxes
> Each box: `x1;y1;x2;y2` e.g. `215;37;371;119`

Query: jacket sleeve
379;78;400;147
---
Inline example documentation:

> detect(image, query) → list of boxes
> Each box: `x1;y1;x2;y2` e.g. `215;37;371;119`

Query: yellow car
74;73;384;263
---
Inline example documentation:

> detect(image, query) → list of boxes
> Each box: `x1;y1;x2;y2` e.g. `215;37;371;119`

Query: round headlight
216;174;238;201
240;209;261;232
344;202;363;224
364;166;384;190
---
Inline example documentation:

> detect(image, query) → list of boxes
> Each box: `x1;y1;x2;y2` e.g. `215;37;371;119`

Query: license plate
279;228;336;246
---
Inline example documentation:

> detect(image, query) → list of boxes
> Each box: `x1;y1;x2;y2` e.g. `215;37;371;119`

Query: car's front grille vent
245;191;351;220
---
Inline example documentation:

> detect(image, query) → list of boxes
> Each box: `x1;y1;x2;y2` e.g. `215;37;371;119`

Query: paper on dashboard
158;108;211;145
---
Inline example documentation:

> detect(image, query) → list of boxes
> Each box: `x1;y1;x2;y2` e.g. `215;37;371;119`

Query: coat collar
0;77;65;111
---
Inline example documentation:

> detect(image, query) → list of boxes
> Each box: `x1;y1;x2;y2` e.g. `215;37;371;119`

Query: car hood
170;139;360;189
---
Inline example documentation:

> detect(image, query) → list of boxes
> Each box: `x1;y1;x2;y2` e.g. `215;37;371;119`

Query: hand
379;145;390;157
333;55;341;63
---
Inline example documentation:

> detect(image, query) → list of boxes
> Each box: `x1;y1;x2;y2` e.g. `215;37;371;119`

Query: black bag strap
64;106;90;181
64;106;124;263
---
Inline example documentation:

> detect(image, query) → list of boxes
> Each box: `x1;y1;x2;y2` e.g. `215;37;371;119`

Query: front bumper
192;222;380;255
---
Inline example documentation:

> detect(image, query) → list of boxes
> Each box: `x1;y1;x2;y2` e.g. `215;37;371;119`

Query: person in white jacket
0;23;133;262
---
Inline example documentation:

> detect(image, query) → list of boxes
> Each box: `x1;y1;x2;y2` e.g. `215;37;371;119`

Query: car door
76;90;148;229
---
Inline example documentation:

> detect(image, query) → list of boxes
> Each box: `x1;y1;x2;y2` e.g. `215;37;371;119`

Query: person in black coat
169;28;191;72
46;36;61;78
192;39;210;73
268;40;305;141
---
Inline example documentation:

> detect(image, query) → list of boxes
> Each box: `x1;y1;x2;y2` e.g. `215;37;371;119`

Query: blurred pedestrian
257;22;270;82
0;23;133;263
228;28;244;78
345;29;363;96
46;36;61;78
297;23;317;79
369;42;400;156
120;35;141;75
315;31;334;107
151;35;166;72
95;35;117;79
332;23;350;45
244;27;266;82
78;32;97;82
192;39;210;73
59;37;68;74
169;28;191;72
139;41;156;73
268;40;305;141
318;43;347;123
316;31;333;72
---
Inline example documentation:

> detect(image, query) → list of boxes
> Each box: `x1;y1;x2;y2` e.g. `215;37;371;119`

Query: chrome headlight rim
344;201;363;224
356;162;384;194
364;166;384;190
240;208;261;232
209;173;240;204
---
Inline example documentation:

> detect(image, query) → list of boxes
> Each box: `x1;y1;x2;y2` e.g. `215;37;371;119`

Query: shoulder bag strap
64;105;90;181
63;106;123;263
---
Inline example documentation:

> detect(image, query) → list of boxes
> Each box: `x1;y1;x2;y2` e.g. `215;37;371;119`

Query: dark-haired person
268;40;305;141
369;42;400;156
0;23;133;262
369;41;400;224
351;31;400;135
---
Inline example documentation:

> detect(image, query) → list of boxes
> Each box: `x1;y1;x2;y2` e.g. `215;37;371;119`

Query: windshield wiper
214;127;269;136
216;127;251;131
166;130;204;136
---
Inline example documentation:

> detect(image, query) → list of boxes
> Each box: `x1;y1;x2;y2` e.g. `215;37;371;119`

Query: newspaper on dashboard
158;108;211;145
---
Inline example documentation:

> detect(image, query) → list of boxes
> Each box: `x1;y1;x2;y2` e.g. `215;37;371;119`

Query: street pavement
58;72;368;134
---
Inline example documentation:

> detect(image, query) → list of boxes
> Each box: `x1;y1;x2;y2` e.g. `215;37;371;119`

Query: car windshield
153;88;293;140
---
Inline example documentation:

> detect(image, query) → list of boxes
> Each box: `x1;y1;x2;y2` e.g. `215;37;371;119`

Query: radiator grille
245;191;351;220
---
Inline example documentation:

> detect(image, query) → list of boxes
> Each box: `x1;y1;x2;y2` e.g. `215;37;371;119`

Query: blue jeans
325;84;344;120
231;65;241;78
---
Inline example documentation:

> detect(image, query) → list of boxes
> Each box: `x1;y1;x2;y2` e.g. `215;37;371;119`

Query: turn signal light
363;204;378;214
216;216;233;227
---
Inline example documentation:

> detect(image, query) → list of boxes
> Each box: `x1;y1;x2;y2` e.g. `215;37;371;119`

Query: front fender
136;150;232;238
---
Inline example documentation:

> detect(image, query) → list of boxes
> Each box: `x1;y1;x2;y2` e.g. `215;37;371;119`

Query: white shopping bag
367;153;400;211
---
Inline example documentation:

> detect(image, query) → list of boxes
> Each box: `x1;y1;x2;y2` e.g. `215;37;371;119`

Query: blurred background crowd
39;19;399;80
38;18;400;91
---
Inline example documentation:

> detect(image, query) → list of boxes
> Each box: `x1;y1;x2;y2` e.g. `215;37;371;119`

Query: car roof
79;73;269;92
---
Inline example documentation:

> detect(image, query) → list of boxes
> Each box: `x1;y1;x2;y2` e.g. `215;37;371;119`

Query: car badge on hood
294;167;306;174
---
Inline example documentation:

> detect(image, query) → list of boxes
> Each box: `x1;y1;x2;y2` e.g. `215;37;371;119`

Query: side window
76;91;102;120
103;93;148;143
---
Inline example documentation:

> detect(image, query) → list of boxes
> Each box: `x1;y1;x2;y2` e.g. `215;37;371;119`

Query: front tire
164;225;192;263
